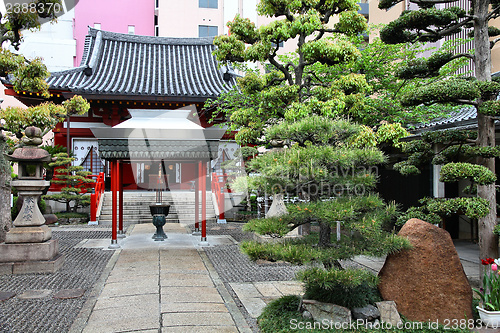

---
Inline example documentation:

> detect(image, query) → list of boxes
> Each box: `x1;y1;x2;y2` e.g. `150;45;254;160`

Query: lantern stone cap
5;147;52;163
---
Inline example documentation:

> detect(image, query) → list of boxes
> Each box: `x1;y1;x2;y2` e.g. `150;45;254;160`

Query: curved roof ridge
88;27;216;46
44;28;237;99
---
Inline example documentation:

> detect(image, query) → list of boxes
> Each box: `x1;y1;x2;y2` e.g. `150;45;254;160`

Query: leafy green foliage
63;95;90;116
479;100;500;116
425;197;490;220
439;163;496;185
0;102;65;137
297;267;381;309
302;39;360;66
380;7;467;44
400;78;480;106
396;52;455;79
397;206;441;226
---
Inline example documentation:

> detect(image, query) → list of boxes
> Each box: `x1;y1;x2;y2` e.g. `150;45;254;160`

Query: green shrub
258;295;472;333
55;212;88;219
243;216;291;237
258;295;302;333
296;267;381;309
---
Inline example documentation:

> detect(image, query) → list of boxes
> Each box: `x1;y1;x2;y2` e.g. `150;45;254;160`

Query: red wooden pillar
109;160;120;249
118;160;125;237
194;161;200;234
201;160;208;242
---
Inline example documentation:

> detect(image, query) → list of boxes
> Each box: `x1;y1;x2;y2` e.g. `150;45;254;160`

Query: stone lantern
0;126;64;274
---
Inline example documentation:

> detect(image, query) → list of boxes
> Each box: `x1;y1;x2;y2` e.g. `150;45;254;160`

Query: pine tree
378;0;500;260
43;153;94;211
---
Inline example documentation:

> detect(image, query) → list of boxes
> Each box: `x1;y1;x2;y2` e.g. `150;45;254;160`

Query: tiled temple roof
46;28;236;100
412;107;477;133
98;139;219;160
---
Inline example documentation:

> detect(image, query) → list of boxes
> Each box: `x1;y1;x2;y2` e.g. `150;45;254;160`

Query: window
199;0;217;8
155;25;159;36
128;25;135;35
271;41;284;48
94;23;101;30
198;25;218;37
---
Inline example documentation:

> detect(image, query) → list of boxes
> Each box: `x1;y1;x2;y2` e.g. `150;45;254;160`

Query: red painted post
201;160;207;242
118;161;124;237
194;161;200;233
109;160;119;248
90;192;96;223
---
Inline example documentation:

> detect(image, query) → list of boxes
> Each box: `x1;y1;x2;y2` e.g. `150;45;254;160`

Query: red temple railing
89;172;105;224
212;172;229;223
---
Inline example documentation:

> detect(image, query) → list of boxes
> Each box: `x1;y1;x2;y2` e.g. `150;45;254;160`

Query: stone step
97;191;217;226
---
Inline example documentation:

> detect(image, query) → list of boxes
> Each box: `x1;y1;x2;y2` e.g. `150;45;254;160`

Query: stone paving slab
161;286;224;303
253;282;282;297
162;312;235;326
161;302;228;313
17;289;52;299
82;308;159;333
160;274;214;287
162;326;239;333
94;294;159;311
98;278;159;298
74;239;111;249
230;281;304;319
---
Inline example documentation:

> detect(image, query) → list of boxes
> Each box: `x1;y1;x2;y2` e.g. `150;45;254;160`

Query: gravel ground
190;221;375;333
0;222;370;333
0;229;114;333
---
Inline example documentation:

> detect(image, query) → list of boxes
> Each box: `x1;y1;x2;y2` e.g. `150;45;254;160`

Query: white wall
15;9;76;72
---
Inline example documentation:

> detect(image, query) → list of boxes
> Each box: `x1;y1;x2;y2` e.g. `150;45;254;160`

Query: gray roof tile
413;107;477;132
46;28;236;99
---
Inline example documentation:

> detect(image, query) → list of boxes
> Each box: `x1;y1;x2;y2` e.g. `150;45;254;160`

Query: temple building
4;28;239;244
6;28;238;190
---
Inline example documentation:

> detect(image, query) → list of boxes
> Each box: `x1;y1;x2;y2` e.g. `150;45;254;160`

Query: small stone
302;299;351;325
44;214;58;225
352;304;380;321
376;301;402;326
266;194;288;218
302;310;313;319
17;289;52;299
0;292;15;301
53;289;85;299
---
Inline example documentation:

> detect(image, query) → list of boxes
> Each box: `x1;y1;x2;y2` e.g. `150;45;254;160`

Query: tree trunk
318;222;331;247
0;133;11;242
473;0;498;279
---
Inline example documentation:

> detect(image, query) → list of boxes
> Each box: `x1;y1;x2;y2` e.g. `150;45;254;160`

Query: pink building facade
73;0;155;66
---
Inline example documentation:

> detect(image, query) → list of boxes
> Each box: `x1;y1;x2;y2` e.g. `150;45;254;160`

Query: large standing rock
378;218;472;322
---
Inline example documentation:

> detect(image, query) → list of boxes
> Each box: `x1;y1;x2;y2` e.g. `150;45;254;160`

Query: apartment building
369;0;500;74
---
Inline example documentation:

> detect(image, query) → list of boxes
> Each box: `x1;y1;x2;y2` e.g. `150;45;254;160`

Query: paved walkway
71;223;482;333
73;223;252;333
